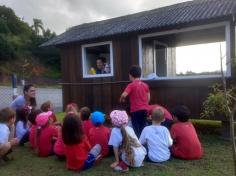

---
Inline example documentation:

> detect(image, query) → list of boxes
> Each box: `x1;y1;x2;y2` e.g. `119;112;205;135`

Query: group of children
0;65;203;173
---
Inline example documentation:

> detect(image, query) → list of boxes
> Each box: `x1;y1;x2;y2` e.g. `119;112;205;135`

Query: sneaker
114;161;129;172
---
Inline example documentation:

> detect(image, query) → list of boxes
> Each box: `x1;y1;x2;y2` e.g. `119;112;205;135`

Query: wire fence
0;85;63;112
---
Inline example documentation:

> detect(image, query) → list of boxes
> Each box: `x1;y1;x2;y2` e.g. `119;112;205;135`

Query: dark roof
42;0;236;47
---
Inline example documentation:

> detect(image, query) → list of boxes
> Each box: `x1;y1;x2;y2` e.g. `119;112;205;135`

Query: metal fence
0;86;63;112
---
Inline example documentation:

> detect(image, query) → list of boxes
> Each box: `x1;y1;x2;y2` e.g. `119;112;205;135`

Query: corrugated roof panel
41;0;236;47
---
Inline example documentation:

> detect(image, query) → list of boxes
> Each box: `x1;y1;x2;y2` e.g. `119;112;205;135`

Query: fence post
11;74;18;100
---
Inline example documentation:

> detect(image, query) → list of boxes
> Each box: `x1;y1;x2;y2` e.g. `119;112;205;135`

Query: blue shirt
10;95;26;110
16;121;29;140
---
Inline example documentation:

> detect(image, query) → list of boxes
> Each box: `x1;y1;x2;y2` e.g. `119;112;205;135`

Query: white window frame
82;41;114;78
138;22;231;80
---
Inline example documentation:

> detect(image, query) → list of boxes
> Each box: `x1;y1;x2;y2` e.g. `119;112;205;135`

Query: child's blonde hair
120;125;141;166
151;108;164;123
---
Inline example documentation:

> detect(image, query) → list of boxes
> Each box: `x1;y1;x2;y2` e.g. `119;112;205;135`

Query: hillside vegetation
0;5;60;85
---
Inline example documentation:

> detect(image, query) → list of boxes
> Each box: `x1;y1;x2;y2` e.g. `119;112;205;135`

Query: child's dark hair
0;107;15;123
28;109;42;125
80;107;91;121
16;108;29;128
40;101;52;112
172;105;191;122
97;56;106;63
62;113;84;145
23;84;36;108
129;65;141;78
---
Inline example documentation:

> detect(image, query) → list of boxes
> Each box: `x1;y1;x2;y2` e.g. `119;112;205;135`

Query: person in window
96;57;107;74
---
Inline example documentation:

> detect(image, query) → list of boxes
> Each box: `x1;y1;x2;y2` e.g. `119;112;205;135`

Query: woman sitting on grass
10;84;37;110
171;105;203;160
62;113;102;171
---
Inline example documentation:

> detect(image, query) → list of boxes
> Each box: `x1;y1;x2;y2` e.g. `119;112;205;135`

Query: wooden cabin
42;0;236;119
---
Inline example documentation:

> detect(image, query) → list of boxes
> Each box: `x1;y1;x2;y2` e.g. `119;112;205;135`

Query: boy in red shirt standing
120;65;150;138
171;105;203;160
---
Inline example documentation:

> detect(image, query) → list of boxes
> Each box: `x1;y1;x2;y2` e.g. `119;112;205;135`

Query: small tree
201;44;236;175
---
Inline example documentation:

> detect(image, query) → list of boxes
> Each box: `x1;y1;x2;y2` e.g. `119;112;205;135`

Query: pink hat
110;110;128;127
36;111;53;126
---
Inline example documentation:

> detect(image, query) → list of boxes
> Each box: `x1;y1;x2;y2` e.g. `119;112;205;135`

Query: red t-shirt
88;126;111;157
29;125;37;149
38;125;58;157
124;80;149;112
171;122;203;160
65;136;91;170
148;104;173;120
83;120;94;137
53;130;65;156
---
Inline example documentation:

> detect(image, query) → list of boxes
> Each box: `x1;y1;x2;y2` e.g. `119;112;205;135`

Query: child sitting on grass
171;105;203;160
0;108;19;162
53;103;78;160
62;113;101;171
35;111;58;157
109;110;146;172
28;109;41;149
80;107;94;137
147;104;173;129
41;101;58;123
139;108;172;162
89;111;111;157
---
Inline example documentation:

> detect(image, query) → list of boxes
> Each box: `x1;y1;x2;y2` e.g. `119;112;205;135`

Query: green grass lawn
0;115;234;176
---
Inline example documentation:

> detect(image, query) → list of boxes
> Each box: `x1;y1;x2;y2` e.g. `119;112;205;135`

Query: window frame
138;22;231;80
81;41;114;78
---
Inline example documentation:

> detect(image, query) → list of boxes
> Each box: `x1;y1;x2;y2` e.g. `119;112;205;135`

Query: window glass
141;41;227;79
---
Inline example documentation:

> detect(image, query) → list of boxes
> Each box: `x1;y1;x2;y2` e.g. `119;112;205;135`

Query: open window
139;24;230;80
82;41;114;78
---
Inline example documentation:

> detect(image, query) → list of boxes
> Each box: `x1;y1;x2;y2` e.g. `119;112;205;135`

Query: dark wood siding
59;24;236;118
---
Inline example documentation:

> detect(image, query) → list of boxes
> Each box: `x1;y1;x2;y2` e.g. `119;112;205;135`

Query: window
139;24;230;80
82;41;114;78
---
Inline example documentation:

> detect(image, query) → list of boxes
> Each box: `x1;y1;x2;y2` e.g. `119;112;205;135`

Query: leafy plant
201;84;236;119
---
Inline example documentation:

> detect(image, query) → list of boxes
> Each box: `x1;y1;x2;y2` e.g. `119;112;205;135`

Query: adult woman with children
10;84;37;110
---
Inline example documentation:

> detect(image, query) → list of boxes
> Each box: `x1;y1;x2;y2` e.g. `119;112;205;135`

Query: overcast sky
0;0;190;34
